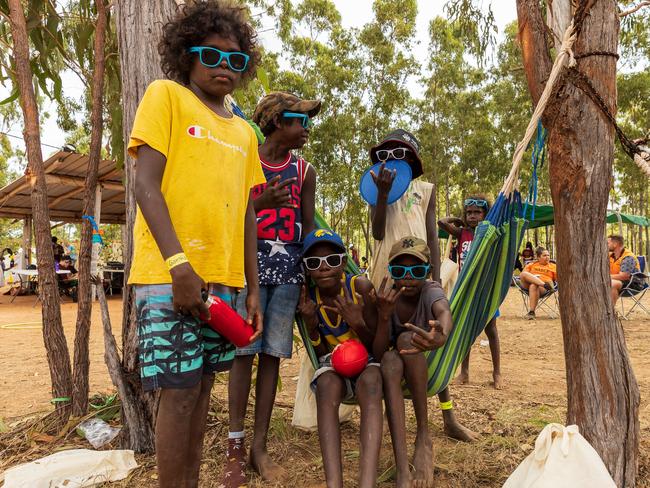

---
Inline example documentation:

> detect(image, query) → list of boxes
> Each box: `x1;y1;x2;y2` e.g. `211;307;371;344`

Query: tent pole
22;216;32;265
91;184;103;300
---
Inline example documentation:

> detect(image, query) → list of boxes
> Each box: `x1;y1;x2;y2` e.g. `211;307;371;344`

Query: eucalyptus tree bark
7;0;72;423
517;1;640;485
71;0;108;418
115;0;178;452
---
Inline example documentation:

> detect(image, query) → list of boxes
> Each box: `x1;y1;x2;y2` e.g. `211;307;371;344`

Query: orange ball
331;339;369;378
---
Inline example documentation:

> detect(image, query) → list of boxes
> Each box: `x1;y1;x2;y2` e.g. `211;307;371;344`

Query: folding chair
618;268;649;320
512;276;559;319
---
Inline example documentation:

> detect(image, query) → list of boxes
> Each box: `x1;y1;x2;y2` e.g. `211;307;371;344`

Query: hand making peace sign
297;284;319;332
256;175;296;210
321;285;366;332
369;276;404;318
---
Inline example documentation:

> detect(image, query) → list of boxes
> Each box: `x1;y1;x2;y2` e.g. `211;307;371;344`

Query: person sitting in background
360;256;368;274
608;234;642;306
519;247;557;320
349;244;360;266
521;241;535;266
52;236;64;263
57;255;79;302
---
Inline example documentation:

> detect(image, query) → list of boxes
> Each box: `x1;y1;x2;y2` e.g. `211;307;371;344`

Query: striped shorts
134;284;236;391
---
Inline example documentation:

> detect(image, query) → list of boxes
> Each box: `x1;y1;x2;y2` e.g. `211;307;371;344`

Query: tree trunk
115;0;178;452
517;1;640;485
7;0;72;423
71;0;108;418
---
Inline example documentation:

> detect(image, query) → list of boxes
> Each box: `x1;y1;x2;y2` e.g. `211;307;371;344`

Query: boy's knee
381;351;403;379
356;367;383;399
396;331;414;351
316;372;344;400
485;320;498;337
161;385;201;417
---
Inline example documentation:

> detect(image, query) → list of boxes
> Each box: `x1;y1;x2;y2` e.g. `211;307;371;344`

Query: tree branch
516;0;554;107
619;0;650;17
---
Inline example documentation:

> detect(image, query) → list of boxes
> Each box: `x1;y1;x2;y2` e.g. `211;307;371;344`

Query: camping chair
618;256;649;320
512;275;559;319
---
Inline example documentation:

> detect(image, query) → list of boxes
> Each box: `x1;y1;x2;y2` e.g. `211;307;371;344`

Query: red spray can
202;293;254;348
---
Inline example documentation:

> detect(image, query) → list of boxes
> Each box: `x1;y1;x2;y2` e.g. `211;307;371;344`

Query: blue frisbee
359;159;412;206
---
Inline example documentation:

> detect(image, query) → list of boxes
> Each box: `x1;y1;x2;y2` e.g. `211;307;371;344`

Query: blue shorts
134;284;236;391
235;283;301;358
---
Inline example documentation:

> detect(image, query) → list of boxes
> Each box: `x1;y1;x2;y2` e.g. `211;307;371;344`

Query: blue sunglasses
283;111;312;128
388;264;431;280
464;198;488;208
187;46;250;72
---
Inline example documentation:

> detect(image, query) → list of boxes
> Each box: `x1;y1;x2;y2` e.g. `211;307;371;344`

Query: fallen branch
92;276;155;452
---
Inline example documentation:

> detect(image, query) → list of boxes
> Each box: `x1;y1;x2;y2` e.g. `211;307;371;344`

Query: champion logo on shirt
186;125;247;157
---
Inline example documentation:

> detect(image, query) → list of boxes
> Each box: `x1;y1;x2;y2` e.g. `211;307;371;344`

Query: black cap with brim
369;129;424;179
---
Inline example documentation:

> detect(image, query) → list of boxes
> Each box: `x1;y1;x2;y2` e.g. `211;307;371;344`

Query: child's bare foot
220;438;247;488
250;448;286;482
454;371;469;385
412;434;434;488
493;372;503;390
443;419;479;442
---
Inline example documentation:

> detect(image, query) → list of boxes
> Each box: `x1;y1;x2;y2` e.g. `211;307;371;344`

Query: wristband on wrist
166;252;188;271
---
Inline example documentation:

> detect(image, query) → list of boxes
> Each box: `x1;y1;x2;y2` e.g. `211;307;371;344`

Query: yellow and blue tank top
310;273;360;349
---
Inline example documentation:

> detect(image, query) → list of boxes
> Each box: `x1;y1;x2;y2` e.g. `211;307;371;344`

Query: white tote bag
440;237;459;298
503;423;616;488
291;352;355;431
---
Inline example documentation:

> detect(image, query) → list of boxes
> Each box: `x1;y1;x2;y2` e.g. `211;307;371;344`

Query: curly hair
462;193;491;224
159;1;261;85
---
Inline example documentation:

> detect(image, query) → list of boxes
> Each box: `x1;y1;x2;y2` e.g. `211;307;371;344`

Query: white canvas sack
503;423;616;488
291;351;355;431
440;237;459;297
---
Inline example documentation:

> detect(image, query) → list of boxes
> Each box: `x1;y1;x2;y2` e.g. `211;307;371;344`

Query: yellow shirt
127;80;265;286
524;261;557;283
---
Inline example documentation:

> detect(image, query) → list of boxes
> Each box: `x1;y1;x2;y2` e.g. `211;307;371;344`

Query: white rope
502;21;577;196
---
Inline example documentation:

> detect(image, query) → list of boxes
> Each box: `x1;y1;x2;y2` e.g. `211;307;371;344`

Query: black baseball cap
369;129;424;179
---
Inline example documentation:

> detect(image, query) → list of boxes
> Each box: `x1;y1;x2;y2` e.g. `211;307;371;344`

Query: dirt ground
0;288;649;487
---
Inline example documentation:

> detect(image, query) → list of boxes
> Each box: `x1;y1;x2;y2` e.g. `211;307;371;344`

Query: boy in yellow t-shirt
127;3;265;486
520;247;558;319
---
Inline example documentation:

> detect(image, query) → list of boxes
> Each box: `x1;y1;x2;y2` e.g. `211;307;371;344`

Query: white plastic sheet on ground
503;423;616;488
1;448;138;488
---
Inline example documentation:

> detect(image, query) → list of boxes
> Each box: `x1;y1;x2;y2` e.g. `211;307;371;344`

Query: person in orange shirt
519;247;557;320
608;234;642;306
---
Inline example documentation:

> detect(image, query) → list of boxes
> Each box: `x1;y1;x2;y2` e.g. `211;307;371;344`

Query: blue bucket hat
302;229;346;257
